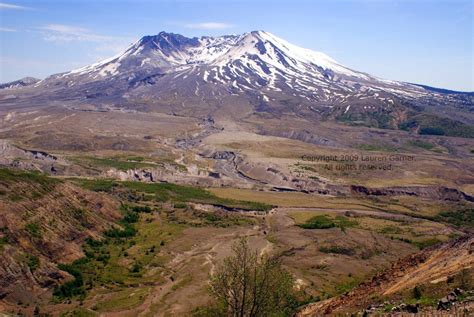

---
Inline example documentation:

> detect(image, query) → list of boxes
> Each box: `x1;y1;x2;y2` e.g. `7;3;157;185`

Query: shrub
173;202;187;209
27;255;40;271
122;212;139;224
131;205;152;213
299;215;336;229
104;224;137;238
319;245;356;256
25;222;41;238
419;127;445;135
130;263;141;273
435;208;474;228
413;286;422;300
299;215;357;230
54;262;86;298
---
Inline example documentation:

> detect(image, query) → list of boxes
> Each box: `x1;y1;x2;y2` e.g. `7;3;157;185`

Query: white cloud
0;2;31;10
184;22;234;30
0;27;16;32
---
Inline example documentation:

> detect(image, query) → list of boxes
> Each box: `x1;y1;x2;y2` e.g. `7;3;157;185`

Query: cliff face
0;169;121;307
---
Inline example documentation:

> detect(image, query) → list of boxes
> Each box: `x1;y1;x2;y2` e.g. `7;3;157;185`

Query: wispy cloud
38;23;133;56
0;2;31;10
39;24;116;42
184;22;234;30
0;27;16;32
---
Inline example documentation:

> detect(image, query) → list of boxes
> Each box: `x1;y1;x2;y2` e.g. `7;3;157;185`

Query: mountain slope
297;234;474;316
0;168;121;307
0;77;40;89
1;31;473;135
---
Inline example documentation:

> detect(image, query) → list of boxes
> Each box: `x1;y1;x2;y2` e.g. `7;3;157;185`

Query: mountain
1;31;473;136
0;77;40;90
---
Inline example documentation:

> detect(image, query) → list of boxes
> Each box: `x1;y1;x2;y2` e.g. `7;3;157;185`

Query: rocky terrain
298;234;474;316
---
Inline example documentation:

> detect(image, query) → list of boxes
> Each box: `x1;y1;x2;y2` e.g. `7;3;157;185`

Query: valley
0;30;473;316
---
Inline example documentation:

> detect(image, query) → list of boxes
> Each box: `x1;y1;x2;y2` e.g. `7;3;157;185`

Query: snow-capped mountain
2;31;473;131
59;31;422;97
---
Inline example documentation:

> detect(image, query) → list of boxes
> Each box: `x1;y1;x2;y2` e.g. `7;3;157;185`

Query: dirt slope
297;234;474;316
0;169;120;310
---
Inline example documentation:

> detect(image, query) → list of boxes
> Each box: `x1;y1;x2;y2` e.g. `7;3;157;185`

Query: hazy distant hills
1;31;473;137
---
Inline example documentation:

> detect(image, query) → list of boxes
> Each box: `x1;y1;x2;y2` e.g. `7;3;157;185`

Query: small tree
460;268;471;290
413;286;422;300
209;238;299;317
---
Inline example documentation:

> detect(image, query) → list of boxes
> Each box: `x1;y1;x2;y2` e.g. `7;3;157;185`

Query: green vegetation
173;202;187;209
413;285;422;300
93;287;150;312
60;308;97;317
71;178;117;192
319;245;356;256
298;215;336;229
0;236;8;251
25;222;41;238
73;156;156;172
336;111;394;129
130;205;152;213
54;260;87;299
399;114;474;138
356;143;398;152
298;215;357;230
73;178;272;211
53;205;180;301
435;208;474;228
0;167;59;186
334;276;362;295
192;211;255;228
27;255;40;271
0;168;59;200
407;140;436;150
412;238;442;249
380;225;402;234
390;236;441;249
104;224;137;238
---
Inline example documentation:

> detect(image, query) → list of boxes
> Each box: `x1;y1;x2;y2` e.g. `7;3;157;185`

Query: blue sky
0;0;472;91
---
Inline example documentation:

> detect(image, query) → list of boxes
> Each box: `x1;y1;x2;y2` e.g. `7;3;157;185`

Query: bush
131;205;152;213
104;224;137;238
419;127;445;135
413;238;442;249
122;212;139;224
25;222;41;238
54;262;86;298
299;215;357;230
27;255;40;271
299;215;336;229
435;208;474;228
319;245;356;256
173;202;187;209
130;263;141;273
413;286;422;300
